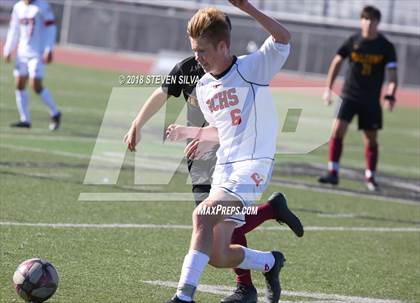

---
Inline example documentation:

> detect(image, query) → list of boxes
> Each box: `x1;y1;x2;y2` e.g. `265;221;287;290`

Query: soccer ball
12;258;59;303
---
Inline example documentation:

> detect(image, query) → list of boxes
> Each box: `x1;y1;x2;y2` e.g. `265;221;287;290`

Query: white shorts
210;159;274;226
14;56;45;78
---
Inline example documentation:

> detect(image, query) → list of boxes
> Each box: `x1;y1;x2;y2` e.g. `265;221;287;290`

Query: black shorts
191;184;211;206
337;99;382;130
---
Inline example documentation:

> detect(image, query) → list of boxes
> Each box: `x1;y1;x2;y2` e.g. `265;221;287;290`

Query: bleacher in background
110;0;420;29
1;0;419;87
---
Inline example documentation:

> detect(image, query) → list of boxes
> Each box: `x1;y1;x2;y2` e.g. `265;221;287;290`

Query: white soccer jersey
3;0;56;58
196;37;290;165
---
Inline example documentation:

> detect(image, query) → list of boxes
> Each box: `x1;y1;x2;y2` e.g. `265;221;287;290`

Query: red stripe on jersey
44;20;55;26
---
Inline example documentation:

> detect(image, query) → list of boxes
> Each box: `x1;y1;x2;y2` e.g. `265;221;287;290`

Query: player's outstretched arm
384;68;398;112
124;87;168;151
229;0;290;44
323;54;344;105
166;124;219;142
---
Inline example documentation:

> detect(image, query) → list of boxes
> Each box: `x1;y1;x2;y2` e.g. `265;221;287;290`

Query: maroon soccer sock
236;203;275;235
328;137;343;174
365;144;378;178
231;229;253;286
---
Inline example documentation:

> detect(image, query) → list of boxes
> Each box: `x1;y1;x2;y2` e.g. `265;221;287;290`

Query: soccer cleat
220;283;257;303
365;178;379;192
263;251;285;303
318;172;339;185
166;296;195;303
49;112;61;131
268;192;304;237
10;121;31;128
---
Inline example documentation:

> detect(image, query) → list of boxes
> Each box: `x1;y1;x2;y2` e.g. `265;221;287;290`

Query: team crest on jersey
353;43;359;50
251;173;263;187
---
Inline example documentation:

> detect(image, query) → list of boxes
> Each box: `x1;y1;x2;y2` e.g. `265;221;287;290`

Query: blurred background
0;3;419;302
1;0;419;87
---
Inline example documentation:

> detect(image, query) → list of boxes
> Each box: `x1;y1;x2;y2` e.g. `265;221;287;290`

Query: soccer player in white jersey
3;0;61;130
165;1;291;302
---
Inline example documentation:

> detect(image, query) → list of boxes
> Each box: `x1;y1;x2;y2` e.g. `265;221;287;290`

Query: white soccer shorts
14;56;45;78
210;158;274;226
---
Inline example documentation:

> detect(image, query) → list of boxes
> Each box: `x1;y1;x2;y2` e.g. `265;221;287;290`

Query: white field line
9;133;417;185
0;102;106;116
1;144;419;206
142;280;405;303
78;192;194;201
272;179;419;206
79;189;419;206
0;222;419;233
1;143;91;160
0;132;121;144
318;213;355;218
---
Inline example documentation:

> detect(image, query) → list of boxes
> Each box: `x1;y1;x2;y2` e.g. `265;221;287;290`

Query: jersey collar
211;56;237;80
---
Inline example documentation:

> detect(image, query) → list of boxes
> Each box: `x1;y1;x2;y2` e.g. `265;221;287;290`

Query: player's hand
228;0;249;9
323;88;333;106
184;138;217;160
4;54;11;63
123;123;141;152
384;95;396;112
166;124;188;141
44;51;53;64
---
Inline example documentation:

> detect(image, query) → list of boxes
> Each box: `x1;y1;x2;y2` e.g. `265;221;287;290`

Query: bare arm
166;125;219;142
124;87;168;151
323;54;344;105
229;0;291;44
3;7;19;62
133;87;167;129
384;68;398;112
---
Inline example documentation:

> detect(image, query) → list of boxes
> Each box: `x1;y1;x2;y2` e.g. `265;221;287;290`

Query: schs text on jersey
206;88;240;113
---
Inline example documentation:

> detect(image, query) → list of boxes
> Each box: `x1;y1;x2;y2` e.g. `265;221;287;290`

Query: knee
32;81;43;94
208;250;228;268
16;79;26;90
332;120;347;139
332;129;345;140
367;140;378;149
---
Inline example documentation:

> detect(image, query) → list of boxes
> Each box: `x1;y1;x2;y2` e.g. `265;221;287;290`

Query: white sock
237;247;275;272
365;169;375;179
39;88;58;116
328;161;340;172
15;90;30;123
176;250;209;301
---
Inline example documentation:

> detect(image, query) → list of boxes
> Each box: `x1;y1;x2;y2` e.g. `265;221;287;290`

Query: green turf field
1;62;419;302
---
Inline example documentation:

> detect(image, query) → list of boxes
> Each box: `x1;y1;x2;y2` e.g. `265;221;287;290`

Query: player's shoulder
175;56;203;76
33;0;52;12
347;32;361;43
13;1;25;11
36;0;51;6
377;33;394;46
197;73;213;86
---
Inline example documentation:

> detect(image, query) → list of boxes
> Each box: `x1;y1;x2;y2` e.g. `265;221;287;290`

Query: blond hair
187;7;231;47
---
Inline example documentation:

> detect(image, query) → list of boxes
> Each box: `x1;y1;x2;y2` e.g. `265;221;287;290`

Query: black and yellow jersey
338;33;397;103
